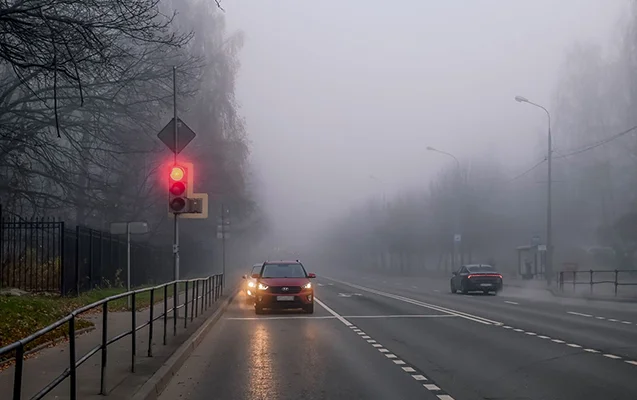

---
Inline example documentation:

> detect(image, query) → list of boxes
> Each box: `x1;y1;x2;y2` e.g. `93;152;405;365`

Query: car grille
269;286;302;294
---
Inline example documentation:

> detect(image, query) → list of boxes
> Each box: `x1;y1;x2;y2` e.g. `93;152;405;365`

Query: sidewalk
0;286;225;399
505;277;637;302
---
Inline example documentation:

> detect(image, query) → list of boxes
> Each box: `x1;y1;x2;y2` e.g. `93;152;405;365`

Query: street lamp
515;95;553;283
426;146;461;170
427;146;463;269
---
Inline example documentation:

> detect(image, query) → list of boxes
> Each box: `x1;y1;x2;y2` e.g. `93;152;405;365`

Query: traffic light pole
173;66;180;284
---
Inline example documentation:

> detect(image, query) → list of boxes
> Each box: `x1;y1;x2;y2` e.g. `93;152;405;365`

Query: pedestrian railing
0;274;223;400
558;269;637;296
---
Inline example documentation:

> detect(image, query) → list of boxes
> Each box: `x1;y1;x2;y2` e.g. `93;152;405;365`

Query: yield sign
157;118;196;154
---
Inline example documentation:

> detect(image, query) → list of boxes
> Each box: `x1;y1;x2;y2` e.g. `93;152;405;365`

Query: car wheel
304;303;314;314
450;282;457;294
255;305;264;315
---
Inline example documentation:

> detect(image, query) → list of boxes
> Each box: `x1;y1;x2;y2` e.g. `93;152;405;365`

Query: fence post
74;225;80;296
148;289;154;357
131;292;136;372
163;285;168;345
184;281;189;329
589;269;593;295
69;316;77;400
89;229;94;289
173;282;177;336
201;279;205;314
194;280;199;319
615;269;619;296
12;343;24;400
209;278;213;307
559;271;563;291
60;222;66;294
100;302;108;394
572;271;576;292
191;281;196;322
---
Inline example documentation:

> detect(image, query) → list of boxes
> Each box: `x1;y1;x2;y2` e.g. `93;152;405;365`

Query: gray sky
224;1;626;248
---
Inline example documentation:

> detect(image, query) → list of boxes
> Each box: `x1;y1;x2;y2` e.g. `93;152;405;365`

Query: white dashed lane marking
315;297;456;399
497;320;637;368
568;311;634;326
324;277;501;326
504;301;519;305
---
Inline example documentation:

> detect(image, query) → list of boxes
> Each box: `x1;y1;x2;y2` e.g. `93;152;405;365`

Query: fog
226;1;625;255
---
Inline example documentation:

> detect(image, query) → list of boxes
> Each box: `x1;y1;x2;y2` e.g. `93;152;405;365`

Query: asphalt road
159;272;637;400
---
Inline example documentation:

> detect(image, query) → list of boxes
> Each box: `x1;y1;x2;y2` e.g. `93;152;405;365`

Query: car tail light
468;274;474;279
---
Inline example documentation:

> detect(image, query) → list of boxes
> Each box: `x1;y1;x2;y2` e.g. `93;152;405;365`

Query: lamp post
427;146;462;270
515;95;553;284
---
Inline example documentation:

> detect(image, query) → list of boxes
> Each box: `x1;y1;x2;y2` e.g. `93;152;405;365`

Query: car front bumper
255;291;314;308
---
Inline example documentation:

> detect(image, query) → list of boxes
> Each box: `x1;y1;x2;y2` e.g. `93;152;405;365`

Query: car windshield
467;265;497;273
261;263;307;278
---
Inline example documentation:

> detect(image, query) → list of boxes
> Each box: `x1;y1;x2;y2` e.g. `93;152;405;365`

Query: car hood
259;277;310;286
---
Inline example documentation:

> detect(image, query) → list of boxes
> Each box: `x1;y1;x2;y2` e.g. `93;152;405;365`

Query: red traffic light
170;181;186;196
170;166;185;181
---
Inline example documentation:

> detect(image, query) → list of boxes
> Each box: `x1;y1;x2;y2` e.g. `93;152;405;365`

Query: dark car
450;264;503;295
251;260;316;314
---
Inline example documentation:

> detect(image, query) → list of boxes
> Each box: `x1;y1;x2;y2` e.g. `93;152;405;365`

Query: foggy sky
224;1;626;249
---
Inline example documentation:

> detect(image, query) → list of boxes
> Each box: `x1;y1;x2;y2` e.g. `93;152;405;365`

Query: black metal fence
558;269;637;296
1;209;172;295
0;274;224;400
0;213;65;293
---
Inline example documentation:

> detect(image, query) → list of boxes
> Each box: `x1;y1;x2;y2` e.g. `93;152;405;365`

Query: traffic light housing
166;162;207;217
168;165;189;213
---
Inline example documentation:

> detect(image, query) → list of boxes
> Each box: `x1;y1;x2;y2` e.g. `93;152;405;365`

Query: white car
242;263;263;304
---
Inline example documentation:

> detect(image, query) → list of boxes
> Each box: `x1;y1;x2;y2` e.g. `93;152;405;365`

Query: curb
131;287;239;400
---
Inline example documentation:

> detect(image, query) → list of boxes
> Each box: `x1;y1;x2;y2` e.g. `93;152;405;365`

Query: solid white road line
226;316;336;320
324;277;502;325
346;314;457;319
315;297;352;326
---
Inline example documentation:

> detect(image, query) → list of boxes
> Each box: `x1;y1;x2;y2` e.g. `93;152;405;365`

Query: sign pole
173;66;180;283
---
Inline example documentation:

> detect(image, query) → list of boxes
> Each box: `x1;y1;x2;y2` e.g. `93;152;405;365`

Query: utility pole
426;146;462;271
173;66;180;283
515;96;553;284
546;116;553;285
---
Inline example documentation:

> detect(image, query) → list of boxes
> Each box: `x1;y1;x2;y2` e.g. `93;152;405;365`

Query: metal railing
558;270;637;296
0;274;223;400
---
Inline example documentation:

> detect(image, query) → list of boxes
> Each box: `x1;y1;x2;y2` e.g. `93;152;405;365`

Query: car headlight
247;281;256;288
257;283;269;290
302;282;312;289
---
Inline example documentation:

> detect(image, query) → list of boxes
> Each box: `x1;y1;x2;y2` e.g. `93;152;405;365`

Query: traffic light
168;165;188;213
